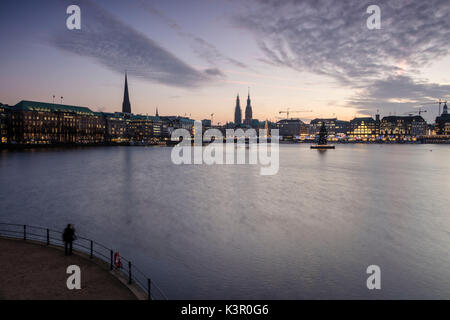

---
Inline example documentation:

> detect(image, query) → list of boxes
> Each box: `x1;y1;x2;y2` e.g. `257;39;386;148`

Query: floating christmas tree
318;122;328;145
311;121;335;149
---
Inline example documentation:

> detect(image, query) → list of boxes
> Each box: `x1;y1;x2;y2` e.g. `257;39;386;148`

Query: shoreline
1;140;450;150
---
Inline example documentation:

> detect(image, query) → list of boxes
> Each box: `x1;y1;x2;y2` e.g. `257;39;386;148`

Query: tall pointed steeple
234;94;242;125
245;88;253;125
122;72;131;114
156;107;159;117
443;102;448;115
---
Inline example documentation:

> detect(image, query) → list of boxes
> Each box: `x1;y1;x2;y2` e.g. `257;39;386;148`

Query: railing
0;222;168;300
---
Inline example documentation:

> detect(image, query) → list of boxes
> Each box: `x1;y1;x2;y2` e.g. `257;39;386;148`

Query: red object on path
114;252;122;268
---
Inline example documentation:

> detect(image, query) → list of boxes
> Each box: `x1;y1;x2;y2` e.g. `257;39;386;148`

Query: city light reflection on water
0;144;449;299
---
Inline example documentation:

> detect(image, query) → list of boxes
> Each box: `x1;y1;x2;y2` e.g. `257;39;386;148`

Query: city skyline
1;0;450;124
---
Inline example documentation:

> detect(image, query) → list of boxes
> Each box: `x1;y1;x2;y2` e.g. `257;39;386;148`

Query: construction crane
279;108;313;119
421;99;447;115
403;108;427;116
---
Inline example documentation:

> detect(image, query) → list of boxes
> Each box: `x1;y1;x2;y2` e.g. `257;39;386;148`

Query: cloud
349;75;450;120
234;0;450;117
235;0;450;85
190;37;248;69
139;1;248;69
204;68;226;77
50;0;220;88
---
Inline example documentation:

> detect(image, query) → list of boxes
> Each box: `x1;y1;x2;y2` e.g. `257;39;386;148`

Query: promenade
0;237;137;300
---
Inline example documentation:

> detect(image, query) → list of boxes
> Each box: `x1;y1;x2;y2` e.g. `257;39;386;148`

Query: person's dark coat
63;227;76;242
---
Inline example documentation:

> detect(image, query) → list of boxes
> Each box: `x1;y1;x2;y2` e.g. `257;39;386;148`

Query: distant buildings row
231;87;449;142
0;74;196;146
2;98;448;146
0;100;197;145
0;73;449;146
276;104;450;142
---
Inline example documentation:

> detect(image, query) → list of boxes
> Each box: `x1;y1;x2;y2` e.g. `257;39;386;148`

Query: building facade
103;112;127;143
309;118;338;136
381;115;427;140
9;101;105;145
277;118;308;139
201;119;212;128
347;117;380;141
125;114;162;144
0;104;10;144
335;120;350;135
160;116;195;136
435;103;450;135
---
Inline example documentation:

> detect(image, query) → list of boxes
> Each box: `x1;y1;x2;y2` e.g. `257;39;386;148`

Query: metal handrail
0;222;167;300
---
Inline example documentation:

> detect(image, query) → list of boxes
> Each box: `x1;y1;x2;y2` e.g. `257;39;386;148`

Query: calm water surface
0;144;449;299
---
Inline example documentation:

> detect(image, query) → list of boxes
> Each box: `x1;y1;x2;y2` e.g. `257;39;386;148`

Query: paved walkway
0;238;137;299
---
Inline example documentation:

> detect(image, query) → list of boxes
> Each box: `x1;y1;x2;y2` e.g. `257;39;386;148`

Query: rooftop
14;100;95;116
310;118;338;123
350;117;376;123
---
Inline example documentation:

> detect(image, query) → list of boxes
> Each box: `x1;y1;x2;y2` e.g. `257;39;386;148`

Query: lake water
0;144;449;299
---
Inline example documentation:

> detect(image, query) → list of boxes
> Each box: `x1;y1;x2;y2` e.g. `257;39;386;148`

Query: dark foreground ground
0;238;137;299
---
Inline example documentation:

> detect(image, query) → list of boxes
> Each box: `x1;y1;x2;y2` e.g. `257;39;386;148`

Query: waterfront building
102;112;127;143
0;103;10;144
160;118;171;140
125;114;162;144
347;117;379;141
309;118;337;136
234;94;242;125
335;120;350;135
9;100;105;145
160;116;195;136
201;119;212;128
277;118;308;140
381;115;427;140
443;122;450;135
409;116;427;137
435;103;450;135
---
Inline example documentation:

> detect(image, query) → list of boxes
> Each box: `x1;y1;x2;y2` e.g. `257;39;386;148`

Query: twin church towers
234;90;253;126
122;72;254;126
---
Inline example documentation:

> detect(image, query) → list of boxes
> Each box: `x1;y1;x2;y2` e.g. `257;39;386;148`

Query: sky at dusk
1;0;450;124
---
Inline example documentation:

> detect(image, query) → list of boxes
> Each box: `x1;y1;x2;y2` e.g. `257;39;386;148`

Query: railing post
90;240;93;259
46;229;49;245
23;225;26;240
110;250;113;270
128;261;132;284
147;278;152;300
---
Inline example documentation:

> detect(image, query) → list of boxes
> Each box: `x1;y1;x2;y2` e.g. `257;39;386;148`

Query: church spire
122;72;131;114
156;107;159;117
245;88;252;125
234;93;242;125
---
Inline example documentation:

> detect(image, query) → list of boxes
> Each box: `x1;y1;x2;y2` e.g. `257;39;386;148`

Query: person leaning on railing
62;224;77;256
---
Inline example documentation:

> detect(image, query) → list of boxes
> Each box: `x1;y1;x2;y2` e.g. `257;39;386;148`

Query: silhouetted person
63;224;76;256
